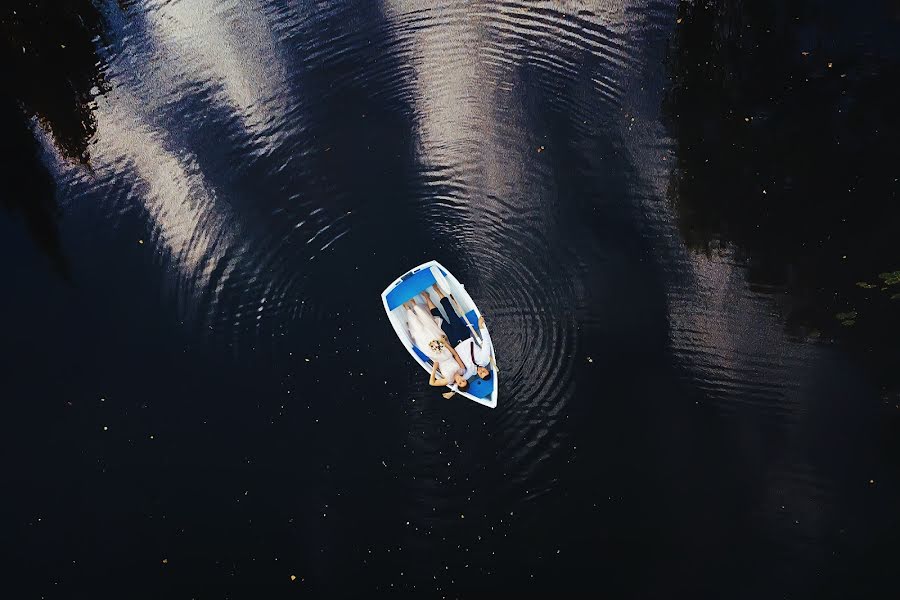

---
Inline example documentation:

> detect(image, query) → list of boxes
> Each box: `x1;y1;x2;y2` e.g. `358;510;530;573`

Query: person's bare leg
432;283;462;313
420;291;436;310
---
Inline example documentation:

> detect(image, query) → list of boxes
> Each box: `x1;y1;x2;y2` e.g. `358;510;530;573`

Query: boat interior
384;265;495;399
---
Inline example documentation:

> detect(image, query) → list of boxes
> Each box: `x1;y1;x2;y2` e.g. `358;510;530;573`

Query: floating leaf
841;320;856;326
835;311;857;321
877;271;900;285
856;282;877;289
891;293;900;301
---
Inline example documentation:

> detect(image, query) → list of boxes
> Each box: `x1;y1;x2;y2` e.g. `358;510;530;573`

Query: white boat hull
381;260;498;408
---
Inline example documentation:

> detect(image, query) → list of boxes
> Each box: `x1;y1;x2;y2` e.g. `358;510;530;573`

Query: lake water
3;0;899;597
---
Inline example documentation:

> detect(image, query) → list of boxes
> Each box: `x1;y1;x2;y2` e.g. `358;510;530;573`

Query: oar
476;313;499;373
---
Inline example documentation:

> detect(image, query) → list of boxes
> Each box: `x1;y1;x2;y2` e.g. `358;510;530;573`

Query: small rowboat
381;260;498;408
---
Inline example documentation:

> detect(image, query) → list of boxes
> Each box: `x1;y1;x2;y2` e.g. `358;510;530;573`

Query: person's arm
429;361;450;386
448;344;466;371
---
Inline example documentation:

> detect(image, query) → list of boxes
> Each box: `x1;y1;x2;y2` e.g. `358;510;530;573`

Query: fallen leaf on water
290;574;297;581
878;271;900;285
801;51;810;56
162;558;168;565
676;17;683;24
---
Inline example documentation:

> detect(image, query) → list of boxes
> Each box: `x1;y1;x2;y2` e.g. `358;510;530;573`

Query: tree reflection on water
1;0;111;277
666;0;900;387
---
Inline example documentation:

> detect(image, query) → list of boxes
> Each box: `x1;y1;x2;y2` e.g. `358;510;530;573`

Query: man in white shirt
431;315;494;390
431;338;476;390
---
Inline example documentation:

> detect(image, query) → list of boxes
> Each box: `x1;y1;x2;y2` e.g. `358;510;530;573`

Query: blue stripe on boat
464;308;478;327
385;266;445;310
412;345;430;364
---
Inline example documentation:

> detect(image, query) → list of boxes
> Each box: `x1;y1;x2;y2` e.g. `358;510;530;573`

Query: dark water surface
3;0;900;597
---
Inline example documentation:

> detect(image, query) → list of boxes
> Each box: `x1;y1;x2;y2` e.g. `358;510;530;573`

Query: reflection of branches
0;0;110;279
664;0;900;353
1;0;109;164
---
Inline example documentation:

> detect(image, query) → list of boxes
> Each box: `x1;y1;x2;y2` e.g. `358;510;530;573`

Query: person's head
454;373;468;389
477;365;491;380
428;339;445;354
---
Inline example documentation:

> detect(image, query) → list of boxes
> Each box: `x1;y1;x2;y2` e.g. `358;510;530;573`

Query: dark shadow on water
666;2;900;594
0;94;71;280
665;0;900;388
1;0;113;278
